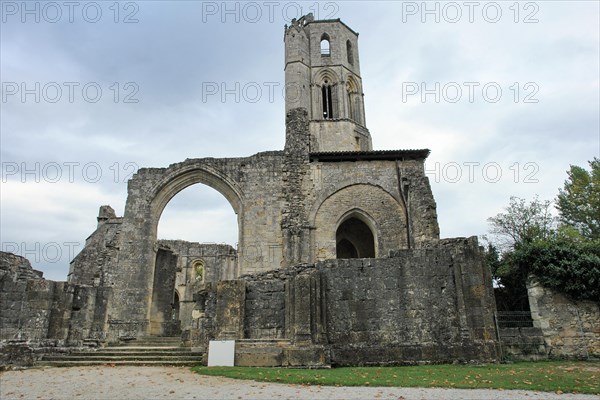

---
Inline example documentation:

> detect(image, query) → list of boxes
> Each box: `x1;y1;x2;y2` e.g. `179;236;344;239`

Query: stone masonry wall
528;279;600;359
68;207;122;287
0;252;70;341
325;237;498;365
104;151;287;339
306;158;439;254
89;107;442;340
149;248;179;336
1;252;110;345
192;236;498;366
155;240;237;335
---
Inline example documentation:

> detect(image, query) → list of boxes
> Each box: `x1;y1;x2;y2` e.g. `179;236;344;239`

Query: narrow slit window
322;83;334;119
346;40;354;65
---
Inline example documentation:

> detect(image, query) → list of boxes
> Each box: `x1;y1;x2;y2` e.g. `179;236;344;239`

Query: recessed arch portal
311;183;408;261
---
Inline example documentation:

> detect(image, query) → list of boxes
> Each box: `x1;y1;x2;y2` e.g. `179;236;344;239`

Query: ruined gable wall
68;217;122;287
106;152;289;339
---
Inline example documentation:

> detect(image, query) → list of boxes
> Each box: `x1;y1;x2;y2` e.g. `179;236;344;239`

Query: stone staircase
37;337;205;367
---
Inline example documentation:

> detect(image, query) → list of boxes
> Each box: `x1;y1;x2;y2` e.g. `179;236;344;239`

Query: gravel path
0;366;597;400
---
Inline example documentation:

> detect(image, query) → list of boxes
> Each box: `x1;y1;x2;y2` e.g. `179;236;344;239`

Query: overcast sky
1;1;599;281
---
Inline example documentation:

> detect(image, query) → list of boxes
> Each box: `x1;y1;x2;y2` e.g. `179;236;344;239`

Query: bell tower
284;14;372;152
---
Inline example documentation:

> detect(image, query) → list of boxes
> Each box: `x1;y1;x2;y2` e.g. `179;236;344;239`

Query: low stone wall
0;340;89;370
528;279;600;359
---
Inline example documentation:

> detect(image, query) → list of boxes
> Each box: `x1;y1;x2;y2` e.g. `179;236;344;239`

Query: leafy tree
485;243;531;311
556;158;600;240
486;161;600;306
486;188;600;306
487;195;556;252
512;238;600;303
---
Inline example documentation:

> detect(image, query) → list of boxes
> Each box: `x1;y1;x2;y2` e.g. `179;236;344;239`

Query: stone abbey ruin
2;15;598;367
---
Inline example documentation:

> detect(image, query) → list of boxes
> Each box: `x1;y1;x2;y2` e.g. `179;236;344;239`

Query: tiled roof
309;149;430;162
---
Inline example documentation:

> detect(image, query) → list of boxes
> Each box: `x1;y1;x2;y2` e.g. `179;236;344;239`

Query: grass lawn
192;361;599;394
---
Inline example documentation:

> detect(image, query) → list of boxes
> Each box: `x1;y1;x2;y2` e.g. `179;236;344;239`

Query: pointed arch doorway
336;215;376;259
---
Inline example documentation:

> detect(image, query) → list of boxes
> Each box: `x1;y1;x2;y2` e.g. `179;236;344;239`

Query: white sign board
207;340;235;367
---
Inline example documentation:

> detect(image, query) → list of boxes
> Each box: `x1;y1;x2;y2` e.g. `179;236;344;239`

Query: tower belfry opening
320;34;330;55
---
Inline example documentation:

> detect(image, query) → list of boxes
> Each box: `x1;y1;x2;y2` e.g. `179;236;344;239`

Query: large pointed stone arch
149;162;244;239
108;159;245;338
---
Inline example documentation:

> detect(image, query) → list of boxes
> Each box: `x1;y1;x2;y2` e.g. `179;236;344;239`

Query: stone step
53;350;203;357
109;337;183;347
36;360;202;367
131;336;182;342
41;354;203;361
236;339;292;348
97;347;190;352
36;336;204;367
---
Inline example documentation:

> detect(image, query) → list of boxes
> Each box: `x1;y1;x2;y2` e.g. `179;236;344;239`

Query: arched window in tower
322;80;334;119
336;216;375;259
346;77;362;124
346;40;354;65
346;80;355;122
320;33;330;56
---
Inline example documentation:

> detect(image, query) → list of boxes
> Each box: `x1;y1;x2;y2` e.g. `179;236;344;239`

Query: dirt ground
0;366;597;400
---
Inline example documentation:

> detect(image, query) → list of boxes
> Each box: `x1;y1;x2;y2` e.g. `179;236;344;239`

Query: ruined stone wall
154;240;237;335
1;252;109;344
70;107;441;340
68;210;122;287
306;159;439;258
244;279;286;339
1;252;70;341
528;280;600;359
105;152;288;339
66;285;111;342
157;240;237;284
192;237;498;365
324;237;497;365
285;108;439;263
149;248;178;336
